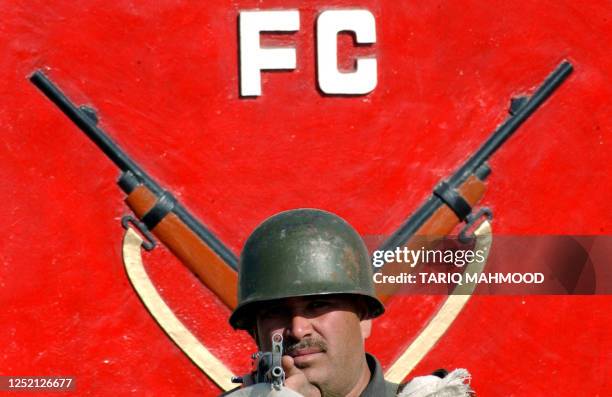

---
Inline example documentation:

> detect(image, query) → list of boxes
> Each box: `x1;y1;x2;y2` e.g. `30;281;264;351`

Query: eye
308;300;331;311
258;305;286;320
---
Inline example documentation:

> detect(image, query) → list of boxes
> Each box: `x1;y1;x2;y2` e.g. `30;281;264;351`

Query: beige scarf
398;369;473;397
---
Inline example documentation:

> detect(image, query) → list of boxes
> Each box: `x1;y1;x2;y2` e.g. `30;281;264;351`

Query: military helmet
229;208;384;330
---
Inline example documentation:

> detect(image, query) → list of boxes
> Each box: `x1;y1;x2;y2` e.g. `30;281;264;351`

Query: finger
282;356;321;397
282;356;306;388
282;355;299;377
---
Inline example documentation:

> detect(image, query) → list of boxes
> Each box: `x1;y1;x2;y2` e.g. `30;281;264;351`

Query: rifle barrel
448;61;573;186
30;70;239;269
29;71;161;193
380;60;573;251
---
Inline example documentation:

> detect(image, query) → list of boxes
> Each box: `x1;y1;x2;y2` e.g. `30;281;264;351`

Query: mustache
285;337;328;355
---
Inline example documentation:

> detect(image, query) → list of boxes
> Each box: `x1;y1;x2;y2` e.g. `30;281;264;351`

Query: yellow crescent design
122;228;236;391
122;220;492;390
385;220;493;382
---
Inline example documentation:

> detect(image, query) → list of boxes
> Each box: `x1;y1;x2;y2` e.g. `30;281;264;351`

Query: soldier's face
255;295;372;394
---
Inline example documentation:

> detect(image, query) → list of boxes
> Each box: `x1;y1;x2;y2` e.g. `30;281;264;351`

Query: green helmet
229;208;384;330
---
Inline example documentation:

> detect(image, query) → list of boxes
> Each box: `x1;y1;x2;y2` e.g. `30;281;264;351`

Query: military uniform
362;354;400;397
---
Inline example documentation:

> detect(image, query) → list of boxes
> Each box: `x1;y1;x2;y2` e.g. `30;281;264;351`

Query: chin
301;365;327;385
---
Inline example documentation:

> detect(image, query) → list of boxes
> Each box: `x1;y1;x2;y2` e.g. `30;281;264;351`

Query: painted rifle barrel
379;61;573;251
448;60;573;186
29;70;238;269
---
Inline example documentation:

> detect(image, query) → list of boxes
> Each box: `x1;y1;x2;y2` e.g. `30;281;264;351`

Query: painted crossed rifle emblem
30;62;571;389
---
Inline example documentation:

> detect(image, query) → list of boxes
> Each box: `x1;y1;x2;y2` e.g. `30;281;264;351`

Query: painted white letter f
239;10;300;96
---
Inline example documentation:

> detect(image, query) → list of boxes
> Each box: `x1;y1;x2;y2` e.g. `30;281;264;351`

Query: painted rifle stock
30;71;239;309
376;61;573;298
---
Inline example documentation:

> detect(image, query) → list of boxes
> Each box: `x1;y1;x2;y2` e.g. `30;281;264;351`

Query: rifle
231;333;285;389
375;60;573;295
30;71;239;308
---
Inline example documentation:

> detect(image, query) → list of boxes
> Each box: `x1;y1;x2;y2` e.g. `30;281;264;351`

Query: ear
359;318;372;339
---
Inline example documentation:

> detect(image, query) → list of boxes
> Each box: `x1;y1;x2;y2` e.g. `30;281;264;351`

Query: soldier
224;209;472;397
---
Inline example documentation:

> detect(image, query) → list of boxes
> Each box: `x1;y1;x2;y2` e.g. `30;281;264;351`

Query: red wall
1;1;610;395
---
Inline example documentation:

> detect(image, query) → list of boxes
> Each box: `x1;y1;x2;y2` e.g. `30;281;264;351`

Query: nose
287;314;312;340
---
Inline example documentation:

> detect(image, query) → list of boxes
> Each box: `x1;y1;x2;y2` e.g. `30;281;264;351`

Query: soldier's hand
282;356;321;397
